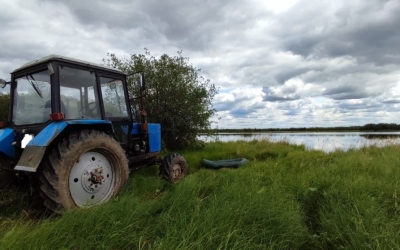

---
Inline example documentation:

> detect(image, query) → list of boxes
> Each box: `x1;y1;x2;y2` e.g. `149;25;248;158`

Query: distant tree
103;49;217;150
0;93;10;121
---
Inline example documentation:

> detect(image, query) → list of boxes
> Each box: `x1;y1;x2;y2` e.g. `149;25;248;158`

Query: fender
0;128;15;158
15;120;112;172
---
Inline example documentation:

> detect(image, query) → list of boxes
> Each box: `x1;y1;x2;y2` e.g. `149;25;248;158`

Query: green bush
103;50;217;150
0;93;10;121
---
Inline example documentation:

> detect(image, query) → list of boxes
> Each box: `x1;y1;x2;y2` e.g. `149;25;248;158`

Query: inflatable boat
201;158;249;169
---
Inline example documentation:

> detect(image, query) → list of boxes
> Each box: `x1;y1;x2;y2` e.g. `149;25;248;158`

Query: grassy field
1;139;400;249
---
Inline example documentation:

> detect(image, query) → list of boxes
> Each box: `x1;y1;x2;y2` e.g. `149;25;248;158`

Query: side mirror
140;74;146;91
126;71;146;90
0;79;9;88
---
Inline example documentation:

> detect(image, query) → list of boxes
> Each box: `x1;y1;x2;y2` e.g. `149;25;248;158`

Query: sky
1;0;400;129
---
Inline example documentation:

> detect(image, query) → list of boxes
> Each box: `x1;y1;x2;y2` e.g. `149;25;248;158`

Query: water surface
200;132;400;152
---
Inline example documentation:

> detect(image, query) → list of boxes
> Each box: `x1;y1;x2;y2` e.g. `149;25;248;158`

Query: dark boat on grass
201;158;249;169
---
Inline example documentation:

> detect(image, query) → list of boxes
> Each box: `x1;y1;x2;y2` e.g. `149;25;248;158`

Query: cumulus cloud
213;87;266;116
263;79;322;101
377;84;400;104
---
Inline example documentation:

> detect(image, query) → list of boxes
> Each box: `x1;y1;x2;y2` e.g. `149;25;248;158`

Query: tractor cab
3;55;133;145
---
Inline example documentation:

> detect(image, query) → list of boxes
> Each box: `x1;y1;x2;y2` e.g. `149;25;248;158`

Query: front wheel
159;153;188;183
39;130;129;213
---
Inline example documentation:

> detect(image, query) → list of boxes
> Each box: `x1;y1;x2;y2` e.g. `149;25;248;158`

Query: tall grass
2;139;400;249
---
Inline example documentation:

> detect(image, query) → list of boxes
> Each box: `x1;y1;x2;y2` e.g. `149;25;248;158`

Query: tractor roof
12;54;124;75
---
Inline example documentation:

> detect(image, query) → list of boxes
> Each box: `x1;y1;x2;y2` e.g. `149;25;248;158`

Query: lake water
199;132;400;152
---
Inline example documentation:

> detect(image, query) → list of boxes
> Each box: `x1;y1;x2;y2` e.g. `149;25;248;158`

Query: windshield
13;70;51;125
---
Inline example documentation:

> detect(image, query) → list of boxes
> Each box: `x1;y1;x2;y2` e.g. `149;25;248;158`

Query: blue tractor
0;55;188;212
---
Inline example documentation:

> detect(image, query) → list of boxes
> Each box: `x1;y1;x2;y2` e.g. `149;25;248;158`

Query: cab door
99;75;131;146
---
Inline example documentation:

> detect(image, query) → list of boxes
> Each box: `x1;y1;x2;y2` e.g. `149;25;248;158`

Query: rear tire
39;130;129;213
0;169;13;190
0;156;13;190
159;153;188;183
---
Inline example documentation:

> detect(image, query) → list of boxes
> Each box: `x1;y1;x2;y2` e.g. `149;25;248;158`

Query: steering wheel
79;102;97;118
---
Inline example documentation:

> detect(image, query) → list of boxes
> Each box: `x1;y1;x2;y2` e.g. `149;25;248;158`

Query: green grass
2;139;400;249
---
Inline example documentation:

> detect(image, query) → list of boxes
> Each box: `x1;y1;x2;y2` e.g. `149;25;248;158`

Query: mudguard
15;120;112;172
0;128;15;158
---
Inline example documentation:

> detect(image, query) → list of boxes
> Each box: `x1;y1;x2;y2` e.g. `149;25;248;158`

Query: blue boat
201;158;249;169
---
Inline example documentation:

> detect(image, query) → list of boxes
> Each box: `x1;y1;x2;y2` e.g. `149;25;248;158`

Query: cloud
213;87;266;115
322;85;369;100
276;0;400;64
338;99;382;110
263;79;322;101
377;84;400;104
1;0;400;128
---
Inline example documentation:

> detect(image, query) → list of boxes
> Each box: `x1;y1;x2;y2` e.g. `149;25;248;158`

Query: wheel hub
81;166;106;193
69;151;114;207
89;168;104;185
171;164;182;181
